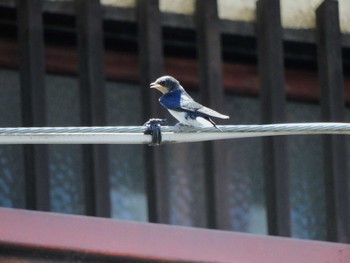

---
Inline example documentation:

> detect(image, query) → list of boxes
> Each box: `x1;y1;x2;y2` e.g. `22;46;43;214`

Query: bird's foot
175;122;186;127
174;122;194;131
144;118;167;126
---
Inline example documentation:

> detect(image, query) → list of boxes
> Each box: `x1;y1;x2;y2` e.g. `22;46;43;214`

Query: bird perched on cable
150;76;229;128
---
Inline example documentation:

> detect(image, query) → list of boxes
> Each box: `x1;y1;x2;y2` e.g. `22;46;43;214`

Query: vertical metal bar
137;0;169;223
256;0;291;236
16;0;50;211
76;0;110;217
195;0;228;229
316;0;349;243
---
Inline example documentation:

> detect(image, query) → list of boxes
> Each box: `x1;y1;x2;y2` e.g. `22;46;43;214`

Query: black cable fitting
144;118;167;146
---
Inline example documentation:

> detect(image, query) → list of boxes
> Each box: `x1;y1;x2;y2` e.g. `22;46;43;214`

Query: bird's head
150;76;180;94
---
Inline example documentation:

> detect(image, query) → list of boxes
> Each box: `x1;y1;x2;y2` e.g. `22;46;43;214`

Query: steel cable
0;122;349;145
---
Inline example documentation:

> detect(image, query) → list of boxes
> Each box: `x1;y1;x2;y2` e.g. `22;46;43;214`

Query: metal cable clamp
144;118;167;146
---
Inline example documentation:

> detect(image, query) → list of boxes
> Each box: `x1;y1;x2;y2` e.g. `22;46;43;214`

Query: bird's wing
197;105;230;119
180;96;229;119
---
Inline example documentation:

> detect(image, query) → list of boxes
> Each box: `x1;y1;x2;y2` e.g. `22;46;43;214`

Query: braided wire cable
0;122;349;145
0;122;349;134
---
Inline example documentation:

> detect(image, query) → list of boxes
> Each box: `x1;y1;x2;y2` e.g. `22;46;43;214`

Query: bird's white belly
168;110;213;127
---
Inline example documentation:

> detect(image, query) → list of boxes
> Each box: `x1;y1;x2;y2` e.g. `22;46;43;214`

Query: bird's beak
150;82;167;93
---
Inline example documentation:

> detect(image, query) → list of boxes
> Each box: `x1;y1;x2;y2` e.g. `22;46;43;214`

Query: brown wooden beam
256;0;291;237
75;0;110;217
195;0;229;229
0;208;349;262
316;0;350;243
137;0;169;223
0;39;350;103
16;0;50;211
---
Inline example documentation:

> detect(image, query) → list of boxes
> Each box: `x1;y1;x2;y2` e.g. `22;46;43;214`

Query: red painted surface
0;208;349;262
0;39;349;103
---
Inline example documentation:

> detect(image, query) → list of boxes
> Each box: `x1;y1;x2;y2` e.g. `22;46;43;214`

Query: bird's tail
207;118;222;131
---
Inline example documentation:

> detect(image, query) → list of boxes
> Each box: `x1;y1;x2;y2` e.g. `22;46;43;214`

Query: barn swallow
150;76;229;128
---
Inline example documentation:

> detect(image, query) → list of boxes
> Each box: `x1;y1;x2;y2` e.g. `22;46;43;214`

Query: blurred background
0;0;349;243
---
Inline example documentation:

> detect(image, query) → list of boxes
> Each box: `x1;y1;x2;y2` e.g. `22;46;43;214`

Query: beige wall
100;0;350;33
